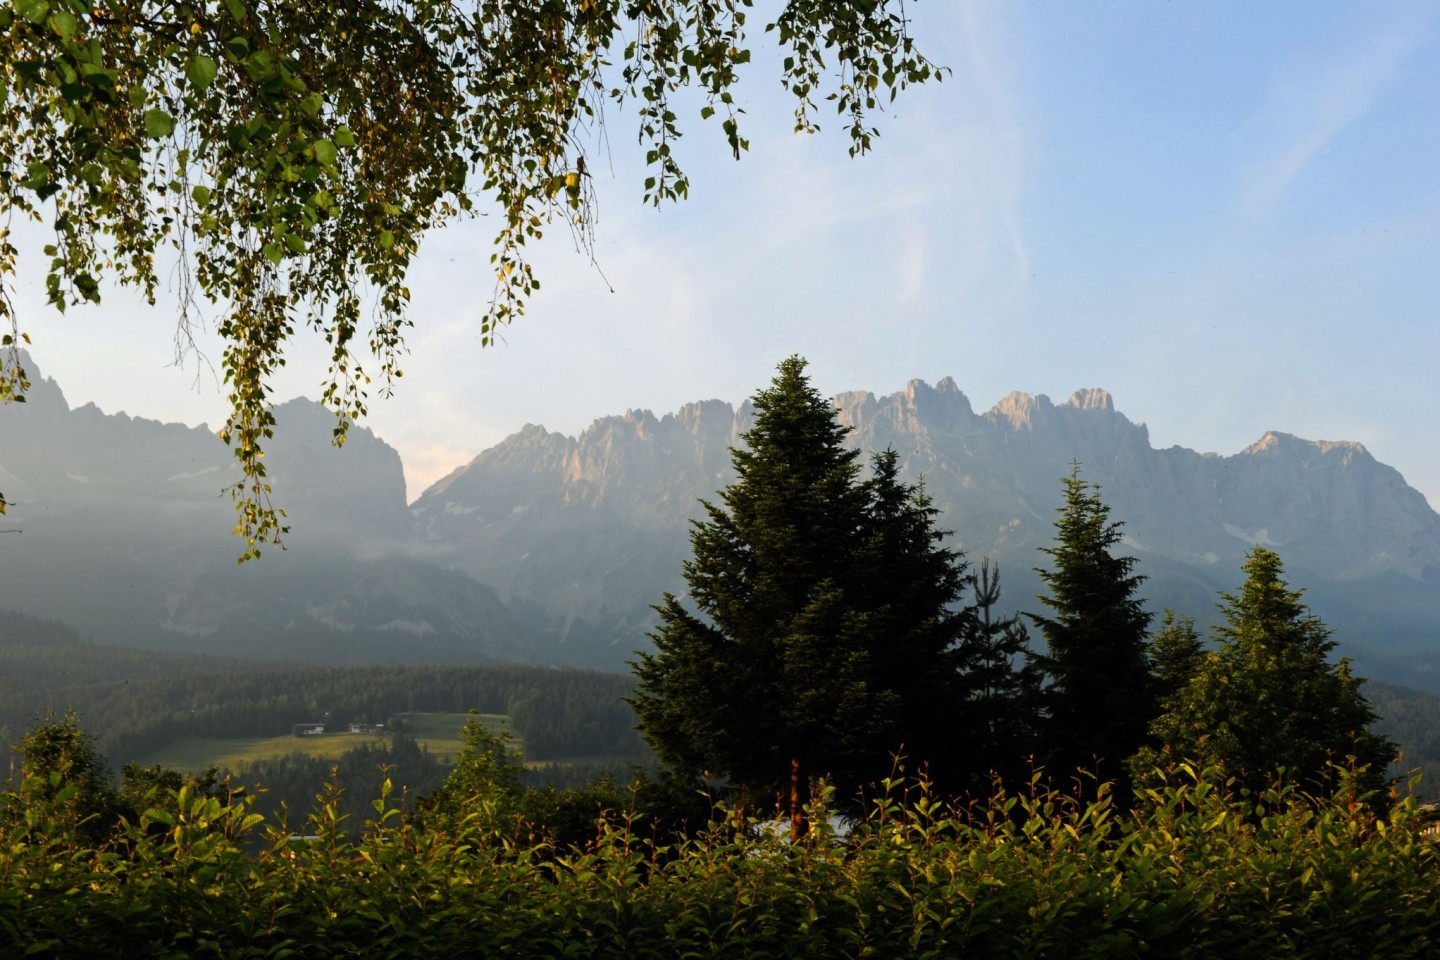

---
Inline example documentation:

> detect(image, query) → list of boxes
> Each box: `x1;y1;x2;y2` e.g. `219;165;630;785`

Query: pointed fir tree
958;559;1042;788
1146;611;1205;711
1128;611;1205;784
846;450;981;791
629;357;979;835
1029;464;1154;797
1141;547;1395;800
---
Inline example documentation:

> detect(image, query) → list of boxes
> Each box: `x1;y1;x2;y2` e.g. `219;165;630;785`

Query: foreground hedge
2;767;1437;959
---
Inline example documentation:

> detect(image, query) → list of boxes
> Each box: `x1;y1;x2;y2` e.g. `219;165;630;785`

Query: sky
12;0;1440;508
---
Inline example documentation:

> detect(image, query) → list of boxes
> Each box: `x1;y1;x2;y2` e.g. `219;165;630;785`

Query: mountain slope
0;354;529;665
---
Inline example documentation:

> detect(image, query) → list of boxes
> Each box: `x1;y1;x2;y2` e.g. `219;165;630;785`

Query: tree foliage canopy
1029;464;1154;792
629;356;983;832
0;0;941;551
14;711;115;840
424;711;525;828
1138;547;1396;798
960;558;1040;784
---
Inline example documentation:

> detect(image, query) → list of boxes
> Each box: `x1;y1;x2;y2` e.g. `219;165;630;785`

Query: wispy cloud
1238;3;1437;220
958;0;1031;293
896;226;927;304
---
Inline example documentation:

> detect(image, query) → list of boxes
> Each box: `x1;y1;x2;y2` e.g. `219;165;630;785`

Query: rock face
829;382;1440;582
412;380;1440;682
411;402;749;665
0;353;528;664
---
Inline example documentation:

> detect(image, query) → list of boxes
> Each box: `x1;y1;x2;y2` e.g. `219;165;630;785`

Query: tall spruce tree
848;450;983;790
1029;464;1154;796
629;357;978;834
1145;611;1205;712
958;560;1041;787
1139;547;1395;799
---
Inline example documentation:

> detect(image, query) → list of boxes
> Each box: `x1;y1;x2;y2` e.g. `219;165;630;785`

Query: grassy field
137;713;516;772
392;711;514;757
136;734;388;771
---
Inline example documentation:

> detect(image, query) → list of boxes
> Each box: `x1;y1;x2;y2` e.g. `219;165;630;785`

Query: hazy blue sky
16;1;1440;507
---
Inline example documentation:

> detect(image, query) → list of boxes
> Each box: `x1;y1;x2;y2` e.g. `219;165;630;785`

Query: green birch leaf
15;0;49;25
48;8;76;38
143;107;175;139
185;55;218;91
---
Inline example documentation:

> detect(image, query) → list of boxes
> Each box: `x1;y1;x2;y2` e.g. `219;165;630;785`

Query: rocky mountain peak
832;390;880;433
670;398;739;438
901;378;976;422
1063;388;1114;413
931;377;975;416
0;363;528;664
4;350;69;417
987;391;1055;430
265;397;413;543
1242;431;1372;463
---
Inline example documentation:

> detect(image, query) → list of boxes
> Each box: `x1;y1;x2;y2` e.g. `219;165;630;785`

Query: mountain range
0;356;528;664
3;356;1438;689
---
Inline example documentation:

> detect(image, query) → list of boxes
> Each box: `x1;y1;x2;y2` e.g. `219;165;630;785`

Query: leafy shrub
1;757;1436;959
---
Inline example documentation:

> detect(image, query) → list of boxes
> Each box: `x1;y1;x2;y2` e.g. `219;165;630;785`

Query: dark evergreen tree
1138;548;1396;800
629;357;979;835
1029;464;1154;796
958;559;1041;787
846;450;980;789
1126;611;1205;787
1145;611;1205;711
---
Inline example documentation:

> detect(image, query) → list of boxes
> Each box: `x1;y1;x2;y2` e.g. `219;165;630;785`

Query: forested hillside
1;614;648;783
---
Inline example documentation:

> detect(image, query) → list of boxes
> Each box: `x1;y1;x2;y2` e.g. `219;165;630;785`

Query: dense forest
0;620;640;752
1;608;651;825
